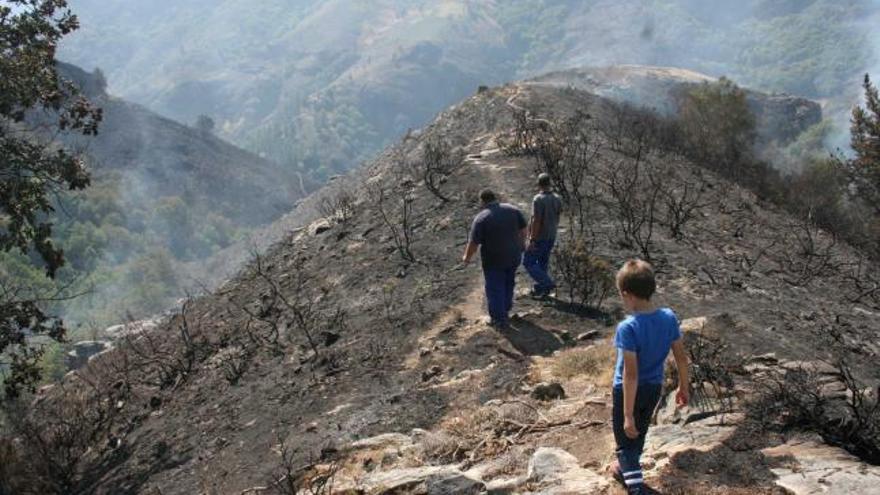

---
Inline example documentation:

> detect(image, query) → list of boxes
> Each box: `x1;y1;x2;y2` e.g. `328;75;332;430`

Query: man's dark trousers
612;383;662;490
523;238;555;293
483;265;517;325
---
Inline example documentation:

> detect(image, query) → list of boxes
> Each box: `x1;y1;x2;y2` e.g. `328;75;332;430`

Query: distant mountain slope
2;63;312;328
60;0;879;177
58;62;304;226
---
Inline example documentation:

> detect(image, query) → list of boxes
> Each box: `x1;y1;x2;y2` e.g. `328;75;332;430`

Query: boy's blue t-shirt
612;308;682;388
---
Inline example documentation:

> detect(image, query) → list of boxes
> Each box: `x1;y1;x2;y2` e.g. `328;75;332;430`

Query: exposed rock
526;447;608;494
104;318;159;339
350;433;414;451
422;365;443;382
780;360;839;376
680;316;708;333
310;219;332;235
531;382;566;401
576;330;600;342
530;66;822;148
763;437;880;495
749;352;778;365
426;472;485;494
644;422;734;461
65;340;113;371
367;465;463;493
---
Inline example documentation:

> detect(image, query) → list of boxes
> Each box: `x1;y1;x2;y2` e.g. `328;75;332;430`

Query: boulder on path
426;472;485;494
366;465;473;494
526;447;608;494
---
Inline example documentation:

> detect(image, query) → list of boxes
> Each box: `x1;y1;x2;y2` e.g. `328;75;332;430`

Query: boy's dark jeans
612;383;663;489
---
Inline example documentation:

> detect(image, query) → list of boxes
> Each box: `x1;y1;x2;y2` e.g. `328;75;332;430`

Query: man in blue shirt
462;189;528;328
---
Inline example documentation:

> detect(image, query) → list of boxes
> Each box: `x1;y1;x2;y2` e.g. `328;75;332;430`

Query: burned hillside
3;81;879;495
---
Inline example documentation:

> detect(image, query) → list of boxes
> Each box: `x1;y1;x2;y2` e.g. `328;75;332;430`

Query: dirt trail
403;107;543;370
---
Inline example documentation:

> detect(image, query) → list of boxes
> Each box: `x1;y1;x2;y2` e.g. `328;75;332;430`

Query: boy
610;259;689;494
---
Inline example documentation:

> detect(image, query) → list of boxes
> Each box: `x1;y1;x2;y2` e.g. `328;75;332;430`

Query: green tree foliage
676;78;757;177
849;74;880;214
0;0;101;398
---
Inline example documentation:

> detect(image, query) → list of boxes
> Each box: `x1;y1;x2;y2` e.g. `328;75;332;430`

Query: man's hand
675;386;690;408
624;415;639;439
462;241;478;265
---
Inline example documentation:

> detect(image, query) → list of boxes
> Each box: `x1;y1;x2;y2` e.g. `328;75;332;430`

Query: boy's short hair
479;189;497;204
616;259;656;300
538;173;551;188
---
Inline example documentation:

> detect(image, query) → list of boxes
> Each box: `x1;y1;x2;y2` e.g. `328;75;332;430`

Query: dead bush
659;166;712;240
0;375;131;494
844;256;880;308
553;238;614;309
778;214;838;286
600;156;663;261
500;108;548;157
410;138;462;202
368;181;416;263
316;183;356;225
214;344;255;386
0;435;37;495
532;111;602;236
114;299;212;389
237;251;347;359
676;332;738;413
551;345;616;384
747;327;880;464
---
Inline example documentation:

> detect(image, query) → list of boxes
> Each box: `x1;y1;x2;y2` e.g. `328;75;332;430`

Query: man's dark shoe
487;319;509;330
529;289;550;299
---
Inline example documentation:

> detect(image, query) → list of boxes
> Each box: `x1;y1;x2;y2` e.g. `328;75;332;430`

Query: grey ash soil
59;83;878;494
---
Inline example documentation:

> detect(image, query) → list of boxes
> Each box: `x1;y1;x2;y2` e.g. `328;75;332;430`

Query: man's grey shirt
532;191;562;240
469;202;527;269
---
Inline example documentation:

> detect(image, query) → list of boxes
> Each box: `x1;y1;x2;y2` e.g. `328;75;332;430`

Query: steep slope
5;63;312;328
58;62;305;226
60;0;879;176
21;82;880;494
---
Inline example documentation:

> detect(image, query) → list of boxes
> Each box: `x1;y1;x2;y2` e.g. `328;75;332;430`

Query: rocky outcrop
65;340;113;371
524;447;608;494
529;65;822;148
763;437;880;495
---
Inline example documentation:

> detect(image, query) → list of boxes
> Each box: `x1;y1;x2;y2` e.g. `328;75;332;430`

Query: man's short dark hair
538;173;551;188
480;189;497;204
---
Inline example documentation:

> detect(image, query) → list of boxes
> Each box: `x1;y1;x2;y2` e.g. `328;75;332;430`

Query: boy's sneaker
627;486;646;495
